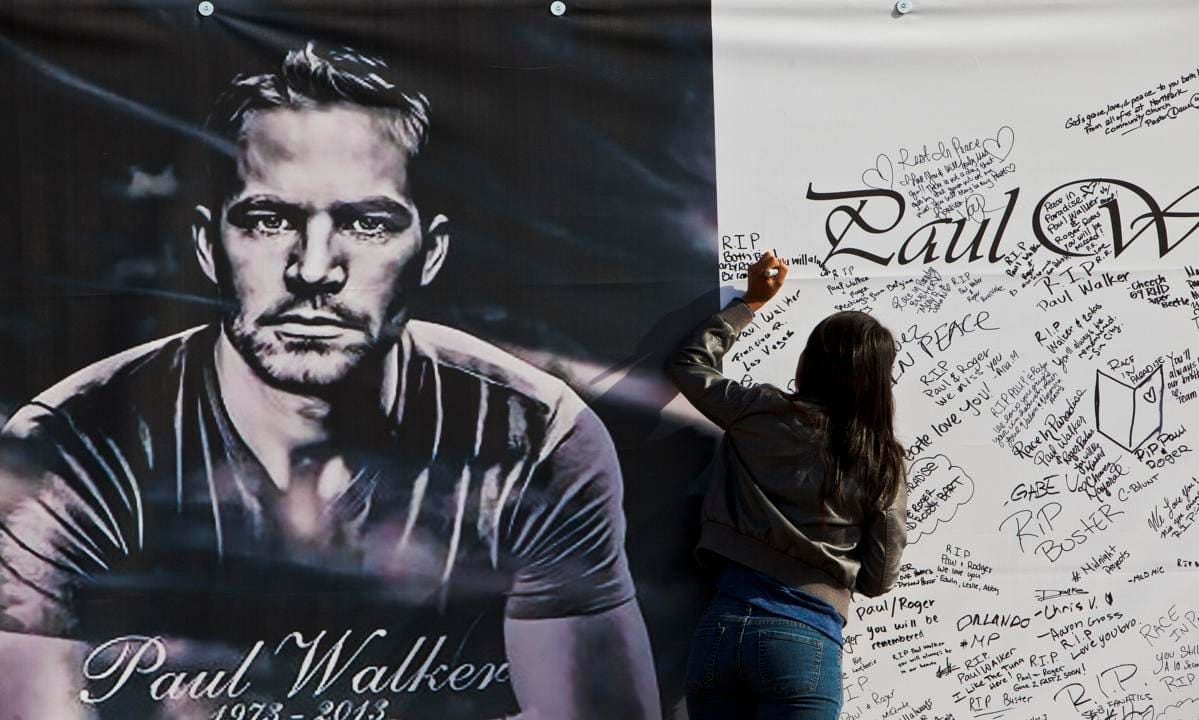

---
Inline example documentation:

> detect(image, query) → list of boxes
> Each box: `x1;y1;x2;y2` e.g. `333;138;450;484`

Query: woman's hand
742;251;788;313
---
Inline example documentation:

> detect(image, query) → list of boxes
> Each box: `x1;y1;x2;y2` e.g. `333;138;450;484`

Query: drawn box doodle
1095;365;1164;451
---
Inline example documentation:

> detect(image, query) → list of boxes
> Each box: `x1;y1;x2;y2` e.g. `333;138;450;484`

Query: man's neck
213;331;399;494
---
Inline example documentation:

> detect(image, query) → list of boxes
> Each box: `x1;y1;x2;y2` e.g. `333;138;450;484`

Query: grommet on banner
197;1;214;16
550;1;566;16
895;0;913;14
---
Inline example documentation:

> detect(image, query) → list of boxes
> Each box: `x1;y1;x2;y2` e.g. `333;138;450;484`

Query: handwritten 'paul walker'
80;631;509;705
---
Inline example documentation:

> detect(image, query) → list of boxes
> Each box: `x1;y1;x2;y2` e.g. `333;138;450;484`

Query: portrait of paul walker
0;23;717;717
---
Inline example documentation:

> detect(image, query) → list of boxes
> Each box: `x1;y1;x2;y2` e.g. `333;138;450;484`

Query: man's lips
262;314;366;337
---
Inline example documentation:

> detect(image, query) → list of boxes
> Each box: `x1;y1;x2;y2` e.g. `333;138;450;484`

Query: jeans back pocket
755;628;823;698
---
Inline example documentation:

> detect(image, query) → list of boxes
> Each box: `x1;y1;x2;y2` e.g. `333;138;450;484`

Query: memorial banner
4;1;1199;719
0;2;714;718
713;1;1199;719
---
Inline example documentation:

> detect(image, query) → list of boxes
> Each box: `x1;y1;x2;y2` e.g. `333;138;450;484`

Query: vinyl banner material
713;1;1199;719
5;1;1199;719
0;2;714;718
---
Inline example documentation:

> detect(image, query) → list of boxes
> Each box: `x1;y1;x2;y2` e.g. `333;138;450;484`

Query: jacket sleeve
666;299;764;430
853;477;909;597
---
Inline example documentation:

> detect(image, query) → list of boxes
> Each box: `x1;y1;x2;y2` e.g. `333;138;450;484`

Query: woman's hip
687;593;844;699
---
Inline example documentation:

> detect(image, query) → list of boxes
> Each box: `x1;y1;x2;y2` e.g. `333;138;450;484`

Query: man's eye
250;214;294;233
348;217;392;235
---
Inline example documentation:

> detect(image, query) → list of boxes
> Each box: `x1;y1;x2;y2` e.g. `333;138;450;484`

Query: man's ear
420;213;450;287
192;204;219;285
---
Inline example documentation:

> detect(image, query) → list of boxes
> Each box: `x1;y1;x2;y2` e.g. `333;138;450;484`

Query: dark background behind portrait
0;0;718;713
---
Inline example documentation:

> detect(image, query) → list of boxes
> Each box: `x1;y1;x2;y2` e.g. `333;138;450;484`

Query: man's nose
286;213;347;292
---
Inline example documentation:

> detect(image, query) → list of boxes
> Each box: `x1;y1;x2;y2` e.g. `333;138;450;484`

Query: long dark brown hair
792;311;905;516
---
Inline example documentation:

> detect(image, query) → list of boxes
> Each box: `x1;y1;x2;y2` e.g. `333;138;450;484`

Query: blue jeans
685;594;844;720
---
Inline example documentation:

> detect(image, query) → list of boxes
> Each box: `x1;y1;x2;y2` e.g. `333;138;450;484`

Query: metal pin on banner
197;1;214;17
550;1;566;16
895;0;913;14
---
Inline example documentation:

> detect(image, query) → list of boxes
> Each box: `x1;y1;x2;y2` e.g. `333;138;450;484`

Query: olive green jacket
667;299;908;621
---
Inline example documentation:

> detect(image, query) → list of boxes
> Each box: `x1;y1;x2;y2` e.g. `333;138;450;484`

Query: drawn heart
861;154;894;190
983;125;1015;162
1143;386;1157;404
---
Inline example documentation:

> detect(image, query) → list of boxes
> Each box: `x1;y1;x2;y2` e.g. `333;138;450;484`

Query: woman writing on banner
668;251;908;720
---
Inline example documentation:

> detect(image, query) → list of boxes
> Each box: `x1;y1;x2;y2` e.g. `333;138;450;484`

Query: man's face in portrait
196;105;446;389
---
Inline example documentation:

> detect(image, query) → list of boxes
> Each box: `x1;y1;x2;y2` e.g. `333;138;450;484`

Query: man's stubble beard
225;312;388;394
209;245;420;395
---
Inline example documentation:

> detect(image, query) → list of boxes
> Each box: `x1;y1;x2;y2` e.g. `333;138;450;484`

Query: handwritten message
861;126;1017;220
1064;66;1199;136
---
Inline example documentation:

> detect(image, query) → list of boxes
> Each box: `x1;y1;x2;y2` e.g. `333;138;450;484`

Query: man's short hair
202;41;432;213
